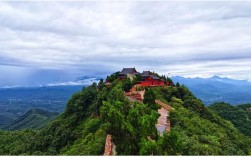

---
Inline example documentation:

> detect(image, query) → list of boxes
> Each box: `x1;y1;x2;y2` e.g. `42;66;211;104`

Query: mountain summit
0;69;250;155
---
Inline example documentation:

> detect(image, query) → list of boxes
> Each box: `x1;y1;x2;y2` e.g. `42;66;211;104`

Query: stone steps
104;134;113;156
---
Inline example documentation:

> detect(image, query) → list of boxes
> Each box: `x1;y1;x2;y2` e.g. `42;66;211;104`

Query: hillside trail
124;85;174;135
103;87;174;155
155;99;173;135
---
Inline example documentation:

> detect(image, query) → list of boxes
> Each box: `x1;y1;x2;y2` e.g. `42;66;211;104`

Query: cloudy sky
1;1;251;86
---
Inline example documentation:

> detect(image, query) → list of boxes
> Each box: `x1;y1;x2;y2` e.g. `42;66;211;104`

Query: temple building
119;68;166;86
138;71;165;86
119;68;138;80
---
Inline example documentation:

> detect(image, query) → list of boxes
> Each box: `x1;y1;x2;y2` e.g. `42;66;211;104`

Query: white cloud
0;1;251;85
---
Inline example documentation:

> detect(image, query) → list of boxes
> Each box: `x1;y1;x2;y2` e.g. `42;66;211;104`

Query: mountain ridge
4;108;59;131
0;70;250;155
171;76;251;105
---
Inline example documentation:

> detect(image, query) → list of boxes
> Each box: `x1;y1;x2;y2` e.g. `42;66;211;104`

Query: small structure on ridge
119;68;138;80
119;68;167;86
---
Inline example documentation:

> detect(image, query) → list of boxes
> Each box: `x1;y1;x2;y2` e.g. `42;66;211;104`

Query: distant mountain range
172;76;251;105
2;75;251;106
4;108;59;131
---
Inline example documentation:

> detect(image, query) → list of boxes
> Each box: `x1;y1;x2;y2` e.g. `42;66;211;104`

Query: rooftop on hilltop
149;75;160;80
142;71;151;76
120;68;138;75
117;68;169;86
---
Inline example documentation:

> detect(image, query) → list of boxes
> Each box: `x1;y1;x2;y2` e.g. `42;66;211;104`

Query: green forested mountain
0;72;250;155
4;108;58;131
208;102;251;137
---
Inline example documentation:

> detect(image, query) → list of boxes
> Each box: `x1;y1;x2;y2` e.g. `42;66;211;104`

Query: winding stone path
155;100;173;135
104;86;175;155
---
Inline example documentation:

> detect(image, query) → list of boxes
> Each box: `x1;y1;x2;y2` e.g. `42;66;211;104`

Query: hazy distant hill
0;85;83;128
4;108;59;130
172;76;251;105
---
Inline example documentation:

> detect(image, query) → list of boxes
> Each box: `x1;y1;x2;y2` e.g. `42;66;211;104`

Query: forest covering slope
4;108;58;131
0;72;250;155
208;102;251;137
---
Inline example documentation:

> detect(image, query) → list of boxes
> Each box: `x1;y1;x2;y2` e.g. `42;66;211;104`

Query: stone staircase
155;99;174;111
155;99;173;135
103;134;113;156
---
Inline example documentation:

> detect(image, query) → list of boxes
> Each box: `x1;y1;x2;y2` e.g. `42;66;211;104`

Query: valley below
0;85;83;128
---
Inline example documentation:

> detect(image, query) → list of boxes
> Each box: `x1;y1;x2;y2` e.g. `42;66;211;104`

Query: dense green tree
143;88;156;106
106;72;120;82
209;102;251;137
122;77;133;92
97;79;105;91
156;130;183;155
139;139;158;155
